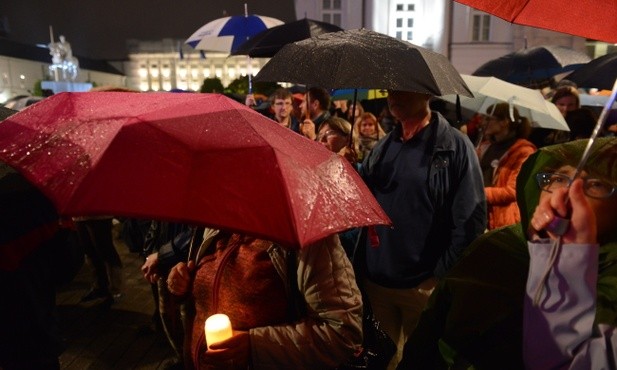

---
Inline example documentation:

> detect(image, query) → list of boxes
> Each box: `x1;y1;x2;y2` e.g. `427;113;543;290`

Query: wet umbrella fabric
0;92;390;249
566;52;617;90
186;14;283;53
254;28;472;97
455;0;617;43
441;75;569;131
472;45;591;87
231;18;343;58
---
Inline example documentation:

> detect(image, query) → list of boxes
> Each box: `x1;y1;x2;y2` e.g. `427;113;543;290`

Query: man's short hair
308;87;331;111
270;88;293;102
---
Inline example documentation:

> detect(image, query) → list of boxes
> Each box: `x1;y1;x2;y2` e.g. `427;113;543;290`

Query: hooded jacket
398;137;617;369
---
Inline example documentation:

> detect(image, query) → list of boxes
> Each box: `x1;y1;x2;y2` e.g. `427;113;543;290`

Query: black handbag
336;293;396;370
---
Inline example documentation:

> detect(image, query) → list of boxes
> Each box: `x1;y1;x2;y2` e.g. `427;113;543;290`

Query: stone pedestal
41;81;93;94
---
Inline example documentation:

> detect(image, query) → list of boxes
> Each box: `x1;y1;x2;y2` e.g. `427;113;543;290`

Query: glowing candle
204;314;233;349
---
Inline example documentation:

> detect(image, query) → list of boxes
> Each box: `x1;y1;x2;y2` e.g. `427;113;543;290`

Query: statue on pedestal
48;34;79;81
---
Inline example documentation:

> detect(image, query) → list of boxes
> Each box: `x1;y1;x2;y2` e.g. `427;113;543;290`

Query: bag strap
286;249;307;322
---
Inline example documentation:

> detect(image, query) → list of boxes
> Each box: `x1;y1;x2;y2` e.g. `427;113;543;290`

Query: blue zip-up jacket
358;112;486;287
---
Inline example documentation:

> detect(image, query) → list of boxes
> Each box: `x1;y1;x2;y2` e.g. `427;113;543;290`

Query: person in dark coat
357;90;487;369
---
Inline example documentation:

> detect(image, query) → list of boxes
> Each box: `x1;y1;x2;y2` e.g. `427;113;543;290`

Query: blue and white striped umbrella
186;14;283;53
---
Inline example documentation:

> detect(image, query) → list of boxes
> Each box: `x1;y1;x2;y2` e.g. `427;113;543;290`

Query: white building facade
294;0;592;75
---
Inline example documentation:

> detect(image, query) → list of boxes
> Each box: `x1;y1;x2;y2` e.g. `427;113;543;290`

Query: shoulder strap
286;249;306;322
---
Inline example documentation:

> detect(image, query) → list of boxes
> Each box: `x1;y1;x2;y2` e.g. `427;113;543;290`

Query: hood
516;137;617;235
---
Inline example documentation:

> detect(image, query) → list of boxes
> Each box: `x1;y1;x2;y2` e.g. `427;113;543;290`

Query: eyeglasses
317;130;343;141
536;172;616;199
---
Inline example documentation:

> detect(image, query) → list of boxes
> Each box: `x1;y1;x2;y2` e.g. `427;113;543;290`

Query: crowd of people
2;64;617;370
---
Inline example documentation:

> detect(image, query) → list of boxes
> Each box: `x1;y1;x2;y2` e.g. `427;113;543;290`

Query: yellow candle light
204;314;233;349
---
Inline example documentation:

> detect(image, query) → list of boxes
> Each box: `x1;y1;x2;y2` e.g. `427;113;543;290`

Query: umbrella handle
348;89;358;148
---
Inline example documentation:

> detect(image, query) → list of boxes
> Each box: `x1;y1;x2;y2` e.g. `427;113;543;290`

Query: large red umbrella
454;0;617;43
0;92;390;249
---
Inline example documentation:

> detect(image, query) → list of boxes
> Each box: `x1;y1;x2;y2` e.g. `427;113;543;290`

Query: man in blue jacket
358;90;486;369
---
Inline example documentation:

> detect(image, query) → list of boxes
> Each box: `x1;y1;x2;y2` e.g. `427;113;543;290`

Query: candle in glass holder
204;313;233;349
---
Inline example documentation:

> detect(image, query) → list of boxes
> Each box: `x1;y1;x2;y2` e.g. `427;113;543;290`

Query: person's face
387;90;430;122
554;95;578;117
539;165;617;242
483;115;508;136
273;98;292;122
300;93;317;118
360;118;377;137
317;124;347;153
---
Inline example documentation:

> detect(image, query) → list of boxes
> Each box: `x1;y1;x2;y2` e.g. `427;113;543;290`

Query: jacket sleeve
249;235;363;370
485;144;535;206
524;241;617;370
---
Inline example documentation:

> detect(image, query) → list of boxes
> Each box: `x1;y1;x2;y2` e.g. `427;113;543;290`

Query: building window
392;1;415;42
472;13;491;41
323;0;342;26
332;13;341;26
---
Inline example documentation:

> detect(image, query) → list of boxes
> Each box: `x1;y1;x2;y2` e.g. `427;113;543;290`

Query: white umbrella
442;75;569;131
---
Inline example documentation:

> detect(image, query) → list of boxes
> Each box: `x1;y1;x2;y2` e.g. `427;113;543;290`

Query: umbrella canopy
186;14;283;53
254;28;472;97
454;0;617;43
472;45;591;87
566;52;617;90
0;92;390;249
231;18;343;58
441;75;569;131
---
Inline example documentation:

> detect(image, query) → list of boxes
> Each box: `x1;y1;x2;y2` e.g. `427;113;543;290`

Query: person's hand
245;94;256;107
300;119;316;140
203;330;250;369
167;260;195;296
530;178;597;244
338;146;358;165
141;252;159;284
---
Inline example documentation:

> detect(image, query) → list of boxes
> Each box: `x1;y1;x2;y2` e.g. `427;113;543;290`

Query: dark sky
0;0;296;60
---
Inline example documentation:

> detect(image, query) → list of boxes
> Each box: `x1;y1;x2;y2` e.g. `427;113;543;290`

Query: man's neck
400;111;432;141
276;116;290;127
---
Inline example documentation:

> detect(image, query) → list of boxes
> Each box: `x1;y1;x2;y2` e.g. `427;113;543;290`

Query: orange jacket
478;139;536;230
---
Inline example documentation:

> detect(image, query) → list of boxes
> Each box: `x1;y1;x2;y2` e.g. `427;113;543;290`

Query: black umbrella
254;28;472;97
231;18;343;58
566;52;617;90
473;45;591;87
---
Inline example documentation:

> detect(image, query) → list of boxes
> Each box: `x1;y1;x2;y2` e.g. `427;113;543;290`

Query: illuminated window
323;0;342;26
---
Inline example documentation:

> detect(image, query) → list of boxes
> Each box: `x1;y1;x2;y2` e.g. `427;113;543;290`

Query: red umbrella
0;92;390;249
455;0;617;43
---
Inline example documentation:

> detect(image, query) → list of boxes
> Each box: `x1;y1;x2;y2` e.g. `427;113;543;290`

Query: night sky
0;0;296;60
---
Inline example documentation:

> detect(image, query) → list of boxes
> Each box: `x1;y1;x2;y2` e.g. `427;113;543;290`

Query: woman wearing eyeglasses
477;103;536;230
523;140;617;369
397;137;617;369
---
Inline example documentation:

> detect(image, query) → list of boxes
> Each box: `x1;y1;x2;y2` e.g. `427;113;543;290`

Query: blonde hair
354;112;386;139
